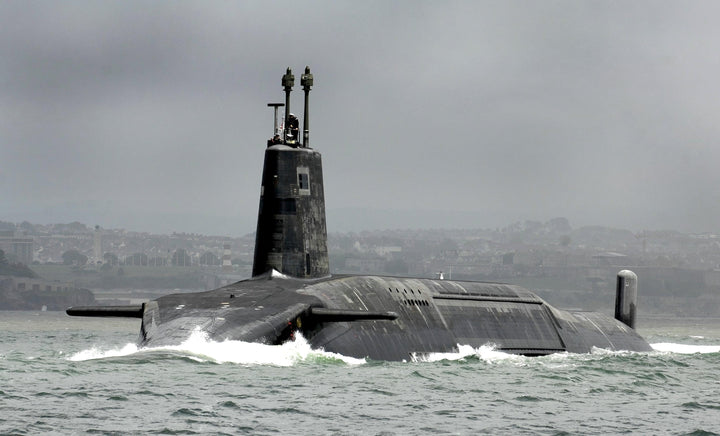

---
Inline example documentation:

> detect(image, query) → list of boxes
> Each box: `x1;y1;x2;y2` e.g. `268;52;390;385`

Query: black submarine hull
136;272;651;360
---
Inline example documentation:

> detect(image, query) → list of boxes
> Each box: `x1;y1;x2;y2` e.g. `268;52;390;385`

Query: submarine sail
68;67;652;360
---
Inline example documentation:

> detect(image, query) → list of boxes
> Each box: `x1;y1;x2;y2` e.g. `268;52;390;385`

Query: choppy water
2;312;720;435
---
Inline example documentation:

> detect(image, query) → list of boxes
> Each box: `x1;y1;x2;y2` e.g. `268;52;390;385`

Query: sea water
2;311;720;435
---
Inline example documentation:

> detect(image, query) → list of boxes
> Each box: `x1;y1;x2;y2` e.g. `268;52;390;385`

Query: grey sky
2;1;720;236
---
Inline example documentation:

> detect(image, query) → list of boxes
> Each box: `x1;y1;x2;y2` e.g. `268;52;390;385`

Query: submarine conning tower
252;67;329;278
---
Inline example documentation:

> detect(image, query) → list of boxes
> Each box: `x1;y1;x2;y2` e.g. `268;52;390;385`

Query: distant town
2;218;720;316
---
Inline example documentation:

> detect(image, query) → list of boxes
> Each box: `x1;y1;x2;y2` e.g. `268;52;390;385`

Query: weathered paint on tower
252;145;329;278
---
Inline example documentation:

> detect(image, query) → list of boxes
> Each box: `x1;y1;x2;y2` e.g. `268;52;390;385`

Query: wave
413;344;526;364
68;343;141;361
650;342;720;354
417;341;720;364
68;328;365;366
67;331;720;366
415;343;653;364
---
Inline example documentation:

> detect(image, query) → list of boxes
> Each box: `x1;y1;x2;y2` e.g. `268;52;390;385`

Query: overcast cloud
2;1;720;235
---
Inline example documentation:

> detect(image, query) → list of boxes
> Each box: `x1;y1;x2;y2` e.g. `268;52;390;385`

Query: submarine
68;67;652;360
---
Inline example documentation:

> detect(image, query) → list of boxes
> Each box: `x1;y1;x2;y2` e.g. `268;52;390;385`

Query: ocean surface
2;311;720;435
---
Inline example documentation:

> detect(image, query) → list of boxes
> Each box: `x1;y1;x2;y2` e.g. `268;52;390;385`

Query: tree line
59;249;223;267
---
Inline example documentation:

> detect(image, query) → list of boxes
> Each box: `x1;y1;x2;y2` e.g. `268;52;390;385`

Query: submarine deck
137;273;651;360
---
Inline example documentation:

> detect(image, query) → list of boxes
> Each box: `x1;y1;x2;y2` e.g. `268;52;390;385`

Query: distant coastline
0;275;95;311
2;219;720;316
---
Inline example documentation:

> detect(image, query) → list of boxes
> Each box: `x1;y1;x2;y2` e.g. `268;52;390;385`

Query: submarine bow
68;66;652;360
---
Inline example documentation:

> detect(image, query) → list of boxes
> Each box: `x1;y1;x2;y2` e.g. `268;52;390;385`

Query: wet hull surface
140;274;651;361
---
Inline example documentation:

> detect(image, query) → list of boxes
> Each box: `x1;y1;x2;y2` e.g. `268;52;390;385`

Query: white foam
589;346;635;356
651;342;720;354
68;328;365;366
415;343;525;364
68;343;141;361
270;269;290;279
417;342;720;364
68;336;720;366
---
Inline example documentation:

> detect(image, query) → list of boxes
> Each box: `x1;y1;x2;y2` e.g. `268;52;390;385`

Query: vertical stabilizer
615;270;638;328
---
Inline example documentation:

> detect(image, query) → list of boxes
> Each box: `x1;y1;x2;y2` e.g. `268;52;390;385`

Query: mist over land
2;215;720;316
3;2;720;236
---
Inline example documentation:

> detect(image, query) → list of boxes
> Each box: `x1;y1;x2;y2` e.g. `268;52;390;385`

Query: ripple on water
432;409;457;417
409;369;435;381
679;431;720;436
135;389;176;398
33;391;60;398
364;388;396;396
261;406;306;415
515;395;545;402
402;402;429;411
62;391;89;398
681;401;720;410
171;408;219;418
0;390;27;401
147;427;201;435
